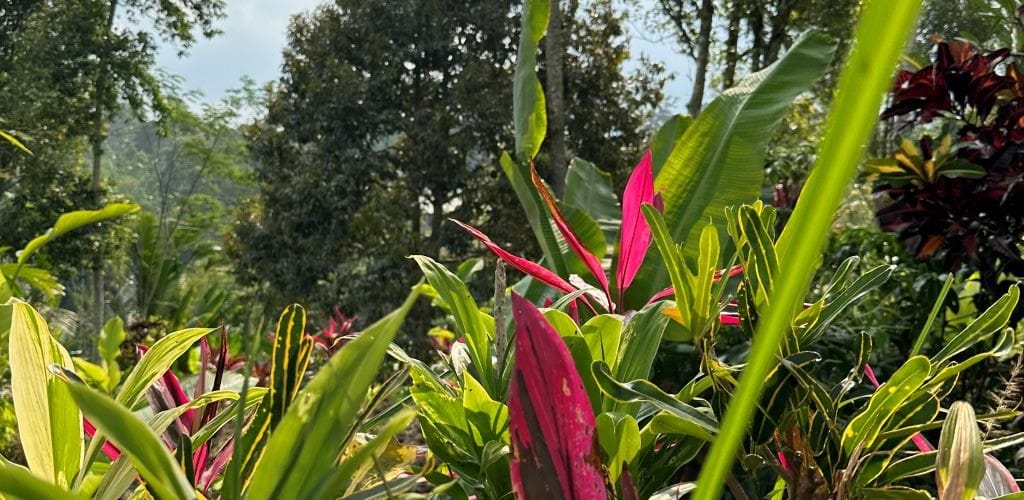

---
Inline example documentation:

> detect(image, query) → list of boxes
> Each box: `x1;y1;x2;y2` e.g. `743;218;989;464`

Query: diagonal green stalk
693;1;922;498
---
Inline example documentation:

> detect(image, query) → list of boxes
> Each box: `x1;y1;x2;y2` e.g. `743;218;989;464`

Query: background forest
3;0;1024;497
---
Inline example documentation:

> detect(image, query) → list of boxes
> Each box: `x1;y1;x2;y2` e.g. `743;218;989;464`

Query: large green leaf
649;115;692;177
16;203;139;265
0;457;86;500
564;158;620;238
513;0;549;162
56;371;196;500
655;33;836;262
7;300;80;488
246;289;419;500
694;2;922;497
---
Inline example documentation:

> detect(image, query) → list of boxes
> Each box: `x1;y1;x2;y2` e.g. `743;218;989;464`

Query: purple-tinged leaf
508;294;607;499
530;165;612;310
617;150;656;300
452;218;576;294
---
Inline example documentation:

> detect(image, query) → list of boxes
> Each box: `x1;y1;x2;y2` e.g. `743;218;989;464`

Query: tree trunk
723;0;742;89
545;0;567;196
91;0;119;334
748;1;765;71
686;0;714;117
763;0;795;67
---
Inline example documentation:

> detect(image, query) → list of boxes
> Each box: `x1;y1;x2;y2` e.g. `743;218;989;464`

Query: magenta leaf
531;165;612;310
616;150;656;300
451;218;576;294
84;419;121;460
508;294;607;499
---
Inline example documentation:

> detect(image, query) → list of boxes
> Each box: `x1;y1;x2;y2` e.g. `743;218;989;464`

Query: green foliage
698;0;922;495
1;295;424;499
230;1;665;345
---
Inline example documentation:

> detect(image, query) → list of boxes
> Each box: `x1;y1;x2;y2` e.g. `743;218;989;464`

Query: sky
155;1;696;110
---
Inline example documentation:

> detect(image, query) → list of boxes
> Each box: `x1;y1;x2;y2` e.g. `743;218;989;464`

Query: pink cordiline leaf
617;150;656;301
84;419;121;460
508;294;607;499
530;164;613;310
451;218;577;294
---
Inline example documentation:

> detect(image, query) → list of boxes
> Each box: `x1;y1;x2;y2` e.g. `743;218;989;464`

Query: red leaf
83;419;121;460
530;164;612;310
616;150;656;300
451;218;576;294
508;294;607;499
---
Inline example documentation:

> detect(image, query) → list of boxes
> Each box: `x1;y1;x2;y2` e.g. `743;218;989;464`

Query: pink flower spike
617;150;656;302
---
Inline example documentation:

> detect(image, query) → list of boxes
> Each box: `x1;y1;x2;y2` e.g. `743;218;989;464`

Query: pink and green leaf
530;165;612;310
451;218;576;294
617;150;656;300
508;294;607;499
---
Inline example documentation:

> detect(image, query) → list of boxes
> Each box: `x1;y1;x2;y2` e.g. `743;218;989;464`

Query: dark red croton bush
871;40;1024;306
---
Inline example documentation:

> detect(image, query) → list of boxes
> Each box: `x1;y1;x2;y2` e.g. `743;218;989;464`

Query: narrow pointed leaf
513;0;548;161
57;370;196;500
17;203;139;265
452;218;575;293
508;294;607;499
617;150;655;297
247;290;419;499
532;166;611;308
0;458;86;500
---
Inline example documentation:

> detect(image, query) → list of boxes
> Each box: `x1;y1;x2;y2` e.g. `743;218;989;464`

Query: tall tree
0;0;225;331
231;0;665;333
545;0;569;195
658;0;716;116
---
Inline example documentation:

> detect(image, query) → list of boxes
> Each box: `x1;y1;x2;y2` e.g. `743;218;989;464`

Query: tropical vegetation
2;0;1023;499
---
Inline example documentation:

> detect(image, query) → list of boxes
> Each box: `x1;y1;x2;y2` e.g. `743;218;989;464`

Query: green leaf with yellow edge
223;304;313;495
55;369;196;500
247;289;419;500
841;356;931;455
7;299;80;488
115;327;214;409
